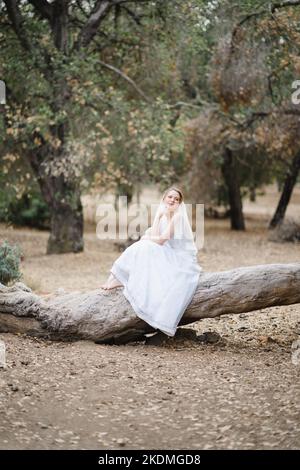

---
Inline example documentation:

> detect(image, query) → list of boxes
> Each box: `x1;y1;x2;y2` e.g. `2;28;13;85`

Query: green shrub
0;191;50;229
0;240;22;285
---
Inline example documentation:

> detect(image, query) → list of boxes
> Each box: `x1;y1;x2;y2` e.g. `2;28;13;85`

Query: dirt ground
0;184;299;449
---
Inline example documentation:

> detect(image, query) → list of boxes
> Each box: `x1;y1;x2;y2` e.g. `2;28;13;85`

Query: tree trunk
269;151;300;229
249;185;256;202
28;150;84;254
0;263;299;344
221;148;245;230
44;2;83;255
47;188;84;255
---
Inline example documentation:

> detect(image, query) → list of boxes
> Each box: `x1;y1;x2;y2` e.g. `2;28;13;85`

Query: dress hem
110;265;176;337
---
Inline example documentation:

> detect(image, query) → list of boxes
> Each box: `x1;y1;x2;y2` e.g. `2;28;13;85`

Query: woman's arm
151;212;181;245
141;208;165;240
141;227;152;240
149;212;163;238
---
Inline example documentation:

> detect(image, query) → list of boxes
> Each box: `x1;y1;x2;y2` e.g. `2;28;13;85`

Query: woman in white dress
100;187;203;336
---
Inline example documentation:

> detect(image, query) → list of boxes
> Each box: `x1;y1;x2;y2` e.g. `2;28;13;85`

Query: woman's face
163;190;181;212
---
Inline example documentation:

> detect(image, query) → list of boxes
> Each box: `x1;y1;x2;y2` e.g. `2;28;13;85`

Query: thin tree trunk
221;148;245;230
249;185;256;202
269;151;300;229
0;263;299;344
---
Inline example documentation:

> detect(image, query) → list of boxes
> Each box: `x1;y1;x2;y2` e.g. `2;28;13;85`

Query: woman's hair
162;186;184;203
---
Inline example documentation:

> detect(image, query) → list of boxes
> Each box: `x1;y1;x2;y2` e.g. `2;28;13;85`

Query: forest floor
0;184;299;450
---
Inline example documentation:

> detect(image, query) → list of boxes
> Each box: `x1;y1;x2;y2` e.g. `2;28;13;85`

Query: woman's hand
142;227;152;240
157;206;169;219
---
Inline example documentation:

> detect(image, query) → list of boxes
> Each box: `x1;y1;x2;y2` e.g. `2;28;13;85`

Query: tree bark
269;151;300;229
221;148;246;230
0;263;299;344
47;185;84;254
27;146;84;254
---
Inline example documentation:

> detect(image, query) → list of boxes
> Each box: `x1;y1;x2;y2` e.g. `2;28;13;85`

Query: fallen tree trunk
0;263;300;344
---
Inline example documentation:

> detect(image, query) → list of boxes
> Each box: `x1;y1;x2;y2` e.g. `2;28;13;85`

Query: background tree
0;0;201;253
184;0;300;229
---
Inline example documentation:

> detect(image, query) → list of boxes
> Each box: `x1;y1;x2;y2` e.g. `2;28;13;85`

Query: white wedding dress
110;214;203;336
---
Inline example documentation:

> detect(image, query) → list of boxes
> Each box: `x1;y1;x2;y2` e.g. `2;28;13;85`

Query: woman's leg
100;272;123;290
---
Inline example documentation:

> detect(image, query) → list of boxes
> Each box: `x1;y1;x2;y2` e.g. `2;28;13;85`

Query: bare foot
100;274;123;290
100;281;123;290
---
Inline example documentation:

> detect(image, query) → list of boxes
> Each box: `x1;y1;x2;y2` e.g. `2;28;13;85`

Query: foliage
0;0;208;203
1;0;300;221
0;189;50;229
0;240;22;285
185;0;300;205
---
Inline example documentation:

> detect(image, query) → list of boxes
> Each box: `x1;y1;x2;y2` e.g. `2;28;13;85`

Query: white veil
146;193;198;259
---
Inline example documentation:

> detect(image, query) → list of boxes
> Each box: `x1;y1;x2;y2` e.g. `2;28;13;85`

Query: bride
100;186;203;336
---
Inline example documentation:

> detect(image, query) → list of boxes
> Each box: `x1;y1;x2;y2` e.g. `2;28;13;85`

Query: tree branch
75;0;153;49
97;59;151;102
271;0;300;12
121;5;143;25
75;0;89;19
27;0;53;21
0;263;299;344
240;108;300;129
3;0;32;51
230;0;300;56
75;0;112;49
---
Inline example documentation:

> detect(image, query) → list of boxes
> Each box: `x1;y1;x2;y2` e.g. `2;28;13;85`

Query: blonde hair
162;186;183;203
